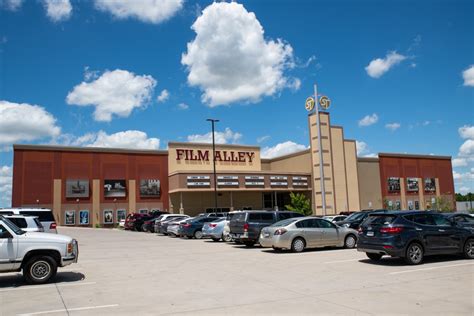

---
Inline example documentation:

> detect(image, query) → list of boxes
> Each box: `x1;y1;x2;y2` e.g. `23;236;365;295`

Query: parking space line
17;304;119;316
0;281;96;293
323;258;361;264
389;262;474;275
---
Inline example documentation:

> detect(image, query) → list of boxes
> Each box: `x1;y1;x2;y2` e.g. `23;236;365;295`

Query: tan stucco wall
331;127;349;213
344;141;361;211
357;160;383;209
92;179;100;227
168;142;261;173
267;151;312;173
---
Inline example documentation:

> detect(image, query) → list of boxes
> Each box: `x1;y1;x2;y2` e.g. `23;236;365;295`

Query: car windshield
270;218;298;227
2;217;26;235
345;212;366;221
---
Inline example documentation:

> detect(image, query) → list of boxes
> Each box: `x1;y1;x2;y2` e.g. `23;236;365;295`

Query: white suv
4;215;44;232
0;215;78;284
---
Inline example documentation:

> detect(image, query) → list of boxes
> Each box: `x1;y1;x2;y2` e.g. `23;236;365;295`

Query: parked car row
131;208;474;266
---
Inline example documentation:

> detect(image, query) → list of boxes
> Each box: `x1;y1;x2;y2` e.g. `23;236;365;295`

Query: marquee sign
176;149;255;163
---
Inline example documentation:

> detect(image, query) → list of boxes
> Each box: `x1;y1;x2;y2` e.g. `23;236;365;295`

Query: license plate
366;231;374;237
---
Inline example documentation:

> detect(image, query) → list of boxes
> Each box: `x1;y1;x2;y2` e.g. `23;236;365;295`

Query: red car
124;213;149;231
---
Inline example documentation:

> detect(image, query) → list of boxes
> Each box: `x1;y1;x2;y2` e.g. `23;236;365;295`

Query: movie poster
79;210;89;225
387;177;400;192
406;178;419;192
66;180;89;198
104;180;126;197
140;179;161;197
65;210;75;225
424;178;436;192
104;209;114;224
117;209;126;222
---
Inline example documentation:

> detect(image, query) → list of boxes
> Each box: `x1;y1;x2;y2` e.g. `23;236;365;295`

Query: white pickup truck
0;215;78;284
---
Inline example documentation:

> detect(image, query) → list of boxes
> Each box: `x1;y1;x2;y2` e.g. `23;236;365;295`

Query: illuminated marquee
176;149;255;163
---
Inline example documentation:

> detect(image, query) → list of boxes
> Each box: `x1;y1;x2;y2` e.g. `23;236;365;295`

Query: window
432;214;452;226
7;218;27;228
249;213;262;221
410;214;436;226
277;213;292;221
0;211;13;216
365;215;397;226
317;219;335;229
232;213;246;222
19;211;55;222
261;213;274;222
295;219;313;228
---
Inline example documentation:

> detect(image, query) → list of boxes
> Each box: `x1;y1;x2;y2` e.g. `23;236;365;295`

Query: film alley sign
176;149;255;163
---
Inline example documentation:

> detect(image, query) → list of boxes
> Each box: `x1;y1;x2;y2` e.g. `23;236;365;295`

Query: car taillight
182;223;191;228
380;227;403;234
209;223;217;228
243;223;249;232
50;223;57;229
274;228;287;235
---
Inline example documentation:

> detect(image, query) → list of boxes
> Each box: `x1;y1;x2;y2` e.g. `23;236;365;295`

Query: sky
0;0;473;207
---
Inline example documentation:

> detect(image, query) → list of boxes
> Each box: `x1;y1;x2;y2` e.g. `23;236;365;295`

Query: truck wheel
23;256;58;285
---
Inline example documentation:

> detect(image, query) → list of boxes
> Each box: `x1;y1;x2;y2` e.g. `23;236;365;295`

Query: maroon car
124;213;149;231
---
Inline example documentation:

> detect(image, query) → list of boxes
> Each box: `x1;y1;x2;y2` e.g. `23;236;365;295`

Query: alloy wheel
345;235;356;248
466;240;474;258
408;244;423;264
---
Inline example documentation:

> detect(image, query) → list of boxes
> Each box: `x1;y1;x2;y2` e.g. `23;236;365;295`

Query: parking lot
1;227;473;315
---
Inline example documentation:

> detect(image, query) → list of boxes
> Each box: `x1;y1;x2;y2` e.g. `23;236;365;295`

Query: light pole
207;118;219;212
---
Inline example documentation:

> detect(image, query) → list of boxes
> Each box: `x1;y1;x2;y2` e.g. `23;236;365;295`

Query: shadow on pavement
359;254;465;266
0;271;85;288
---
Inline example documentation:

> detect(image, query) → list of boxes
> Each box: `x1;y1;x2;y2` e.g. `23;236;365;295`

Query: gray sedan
259;217;358;252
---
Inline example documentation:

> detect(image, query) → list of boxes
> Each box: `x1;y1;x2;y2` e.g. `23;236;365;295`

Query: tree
434;196;454;212
285;192;312;216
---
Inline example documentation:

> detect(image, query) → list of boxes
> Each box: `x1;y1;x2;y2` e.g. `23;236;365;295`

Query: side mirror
0;231;12;239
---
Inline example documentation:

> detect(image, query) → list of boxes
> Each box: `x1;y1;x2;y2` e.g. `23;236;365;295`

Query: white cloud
459;139;474;157
365;51;407;78
358;113;378;127
257;135;270;143
94;0;183;24
2;0;22;11
0;100;61;150
385;122;401;131
84;66;99;81
261;141;307;159
458;186;470;194
187;127;242;144
157;89;169;103
181;2;295;106
42;0;72;22
56;130;160;150
356;141;368;156
462;65;474;87
459;125;474;139
177;102;189;110
66;69;157;122
452;158;468;168
0;165;12;208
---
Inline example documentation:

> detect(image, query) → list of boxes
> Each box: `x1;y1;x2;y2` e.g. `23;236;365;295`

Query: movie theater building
11;111;456;225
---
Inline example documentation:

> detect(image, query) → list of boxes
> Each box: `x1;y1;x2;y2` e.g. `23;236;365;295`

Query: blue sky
0;0;473;207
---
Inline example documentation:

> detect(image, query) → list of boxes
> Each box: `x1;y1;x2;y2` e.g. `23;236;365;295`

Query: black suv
229;211;304;247
357;211;474;265
335;209;386;230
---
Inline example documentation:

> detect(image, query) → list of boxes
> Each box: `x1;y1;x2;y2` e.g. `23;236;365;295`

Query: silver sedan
259;217;358;252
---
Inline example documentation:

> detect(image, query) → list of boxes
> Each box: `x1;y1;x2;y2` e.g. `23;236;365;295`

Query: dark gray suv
229;211;304;247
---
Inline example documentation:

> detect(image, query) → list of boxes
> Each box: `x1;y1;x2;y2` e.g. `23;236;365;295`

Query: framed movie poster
104;180;126;198
65;210;75;225
79;210;89;225
140;179;161;197
406;178;419;192
66;180;89;198
387;177;400;192
408;200;414;210
103;209;114;224
424;178;436;192
395;200;401;210
415;201;420;210
117;209;126;222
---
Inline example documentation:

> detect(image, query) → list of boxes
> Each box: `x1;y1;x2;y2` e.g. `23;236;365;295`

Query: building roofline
261;149;311;163
13;144;168;155
378;152;452;160
357;157;379;162
167;142;260;150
